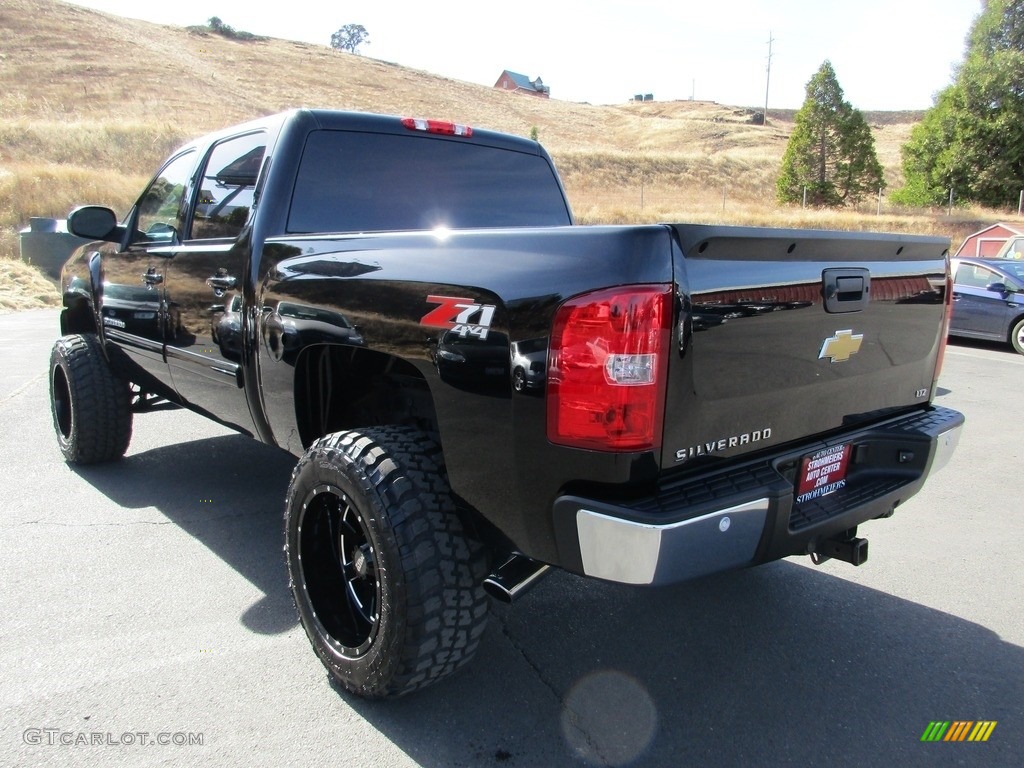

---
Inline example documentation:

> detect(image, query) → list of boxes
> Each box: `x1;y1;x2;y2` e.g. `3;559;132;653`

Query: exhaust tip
483;555;551;603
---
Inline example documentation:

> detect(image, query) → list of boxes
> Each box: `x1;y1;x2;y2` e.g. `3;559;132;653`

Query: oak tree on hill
895;0;1024;208
331;24;369;54
776;61;884;207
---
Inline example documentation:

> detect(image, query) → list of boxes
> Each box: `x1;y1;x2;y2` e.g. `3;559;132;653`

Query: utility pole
764;31;775;122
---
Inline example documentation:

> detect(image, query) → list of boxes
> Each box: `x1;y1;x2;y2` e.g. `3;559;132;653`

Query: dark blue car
949;257;1024;354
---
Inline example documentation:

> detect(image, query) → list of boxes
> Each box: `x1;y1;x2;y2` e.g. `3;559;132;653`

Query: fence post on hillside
802;187;807;209
640;183;645;212
722;185;727;212
1018;190;1022;215
877;187;882;215
948;188;954;216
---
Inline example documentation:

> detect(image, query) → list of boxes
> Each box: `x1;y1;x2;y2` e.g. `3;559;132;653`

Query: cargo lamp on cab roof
401;117;473;137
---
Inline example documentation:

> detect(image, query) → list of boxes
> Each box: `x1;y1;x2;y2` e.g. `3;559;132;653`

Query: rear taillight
401;117;473;137
547;285;672;452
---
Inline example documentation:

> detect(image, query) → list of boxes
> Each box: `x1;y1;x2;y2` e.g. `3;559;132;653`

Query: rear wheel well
294;344;439;449
60;300;96;336
292;344;513;558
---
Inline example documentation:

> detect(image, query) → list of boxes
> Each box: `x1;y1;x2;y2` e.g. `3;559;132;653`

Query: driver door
99;149;198;388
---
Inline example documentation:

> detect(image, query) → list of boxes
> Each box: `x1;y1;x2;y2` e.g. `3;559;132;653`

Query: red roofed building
954;222;1024;258
494;70;550;98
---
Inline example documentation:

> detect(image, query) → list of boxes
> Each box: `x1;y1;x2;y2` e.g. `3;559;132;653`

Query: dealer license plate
795;444;851;504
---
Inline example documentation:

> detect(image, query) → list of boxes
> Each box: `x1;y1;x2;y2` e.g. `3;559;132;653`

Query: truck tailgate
664;225;950;471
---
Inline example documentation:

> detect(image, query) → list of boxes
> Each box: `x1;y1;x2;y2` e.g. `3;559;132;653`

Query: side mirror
145;222;178;242
67;206;120;241
985;281;1011;294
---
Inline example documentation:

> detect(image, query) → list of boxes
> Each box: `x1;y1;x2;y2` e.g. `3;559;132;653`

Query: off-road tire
284;426;490;698
49;334;132;464
1011;317;1024;355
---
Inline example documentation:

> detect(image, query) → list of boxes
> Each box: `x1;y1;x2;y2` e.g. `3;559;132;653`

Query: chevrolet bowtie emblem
819;330;864;363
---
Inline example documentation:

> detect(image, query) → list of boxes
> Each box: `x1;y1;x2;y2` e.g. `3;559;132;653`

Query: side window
976;266;1001;289
956;264;999;289
1004;238;1024;259
952;262;970;285
1003;263;1024;288
134;150;197;245
191;132;266;240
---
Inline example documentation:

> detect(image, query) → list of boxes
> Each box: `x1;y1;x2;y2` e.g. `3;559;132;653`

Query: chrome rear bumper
554;406;965;586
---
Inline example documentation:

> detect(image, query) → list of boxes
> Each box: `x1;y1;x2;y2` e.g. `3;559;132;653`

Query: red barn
954;222;1024;258
494;70;550;98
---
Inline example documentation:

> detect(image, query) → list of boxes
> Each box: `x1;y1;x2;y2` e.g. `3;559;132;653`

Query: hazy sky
67;0;981;110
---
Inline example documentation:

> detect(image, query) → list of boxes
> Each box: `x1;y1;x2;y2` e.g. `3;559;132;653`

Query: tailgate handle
823;268;871;313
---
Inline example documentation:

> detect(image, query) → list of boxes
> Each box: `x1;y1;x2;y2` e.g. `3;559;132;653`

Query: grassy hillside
0;0;1008;310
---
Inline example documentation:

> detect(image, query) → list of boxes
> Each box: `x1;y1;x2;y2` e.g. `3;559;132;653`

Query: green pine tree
777;61;884;207
895;0;1024;208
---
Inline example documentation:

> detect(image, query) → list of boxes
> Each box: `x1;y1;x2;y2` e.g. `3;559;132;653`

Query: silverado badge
819;330;864;363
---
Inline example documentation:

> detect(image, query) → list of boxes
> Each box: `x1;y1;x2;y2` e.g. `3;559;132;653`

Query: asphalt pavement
0;308;1021;767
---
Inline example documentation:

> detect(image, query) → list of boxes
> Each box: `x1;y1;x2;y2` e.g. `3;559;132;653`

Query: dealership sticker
796;444;851;504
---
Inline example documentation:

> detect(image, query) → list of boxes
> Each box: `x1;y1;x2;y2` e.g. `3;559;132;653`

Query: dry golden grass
0;258;64;313
0;0;1010;312
0;119;184;173
0;162;150;224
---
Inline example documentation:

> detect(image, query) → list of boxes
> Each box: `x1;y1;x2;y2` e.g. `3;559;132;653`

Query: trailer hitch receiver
810;531;869;566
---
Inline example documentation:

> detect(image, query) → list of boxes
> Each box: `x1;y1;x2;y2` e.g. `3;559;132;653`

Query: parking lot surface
1;309;1021;766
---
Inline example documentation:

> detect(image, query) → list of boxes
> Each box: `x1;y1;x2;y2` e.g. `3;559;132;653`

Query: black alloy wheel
285;427;490;698
297;485;381;655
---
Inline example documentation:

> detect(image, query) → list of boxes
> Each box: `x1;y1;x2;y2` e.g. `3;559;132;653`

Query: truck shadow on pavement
70;434;299;636
70;436;1024;767
349;565;1024;767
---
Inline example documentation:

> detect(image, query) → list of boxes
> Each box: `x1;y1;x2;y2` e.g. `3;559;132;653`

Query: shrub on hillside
188;17;265;42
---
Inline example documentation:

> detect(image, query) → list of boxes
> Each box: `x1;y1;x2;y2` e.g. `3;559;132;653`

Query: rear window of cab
287;130;571;234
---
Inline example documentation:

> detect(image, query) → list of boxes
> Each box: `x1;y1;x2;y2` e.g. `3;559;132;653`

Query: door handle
822;268;870;313
206;273;237;297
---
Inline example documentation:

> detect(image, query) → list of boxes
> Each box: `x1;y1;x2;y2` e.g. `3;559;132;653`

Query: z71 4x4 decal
421;295;497;340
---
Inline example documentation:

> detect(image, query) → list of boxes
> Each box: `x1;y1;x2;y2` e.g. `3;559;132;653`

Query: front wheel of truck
284;427;489;698
49;334;132;464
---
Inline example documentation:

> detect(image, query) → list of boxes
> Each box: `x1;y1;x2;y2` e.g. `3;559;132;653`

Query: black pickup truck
50;109;963;698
